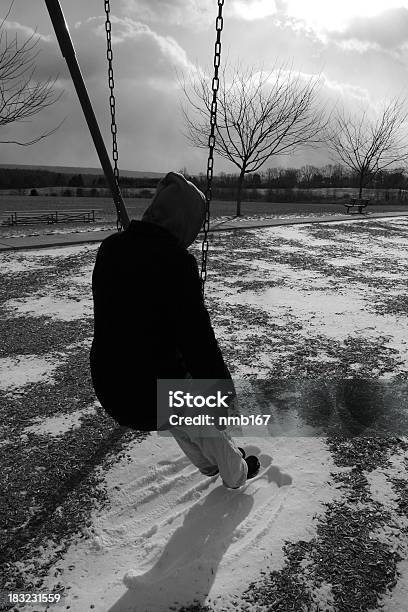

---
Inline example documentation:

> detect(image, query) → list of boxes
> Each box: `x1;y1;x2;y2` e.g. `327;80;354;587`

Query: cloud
0;70;202;174
0;20;64;86
331;8;408;51
272;1;408;50
0;12;200;172
76;16;196;78
3;20;52;43
120;0;215;29
106;17;195;72
335;40;381;53
320;75;371;108
231;0;278;21
247;68;373;118
122;0;279;27
120;0;278;28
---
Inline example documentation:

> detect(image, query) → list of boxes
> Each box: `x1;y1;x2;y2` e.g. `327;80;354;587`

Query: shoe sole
247;467;260;479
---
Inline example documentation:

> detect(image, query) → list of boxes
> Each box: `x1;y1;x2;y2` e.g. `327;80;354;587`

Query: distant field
0;195;407;237
2;195;408;216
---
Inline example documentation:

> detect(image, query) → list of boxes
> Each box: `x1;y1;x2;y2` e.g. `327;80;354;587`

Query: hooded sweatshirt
90;172;232;431
141;171;206;248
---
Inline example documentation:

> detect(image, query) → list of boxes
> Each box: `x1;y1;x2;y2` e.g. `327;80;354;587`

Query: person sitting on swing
90;171;260;488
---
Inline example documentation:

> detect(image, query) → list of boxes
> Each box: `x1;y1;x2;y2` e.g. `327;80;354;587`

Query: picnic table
1;209;100;226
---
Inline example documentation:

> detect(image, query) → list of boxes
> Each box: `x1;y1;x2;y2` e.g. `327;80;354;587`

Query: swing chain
104;0;122;232
200;0;224;295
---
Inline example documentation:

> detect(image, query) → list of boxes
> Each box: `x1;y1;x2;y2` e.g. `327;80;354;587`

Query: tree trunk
358;174;364;199
236;170;245;216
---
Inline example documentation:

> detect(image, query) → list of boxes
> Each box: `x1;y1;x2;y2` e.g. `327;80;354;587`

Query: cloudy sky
1;0;408;174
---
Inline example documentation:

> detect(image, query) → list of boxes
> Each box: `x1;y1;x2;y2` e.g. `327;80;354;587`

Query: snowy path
36;433;333;611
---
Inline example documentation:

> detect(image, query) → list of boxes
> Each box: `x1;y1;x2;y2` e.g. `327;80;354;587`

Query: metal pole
44;0;130;230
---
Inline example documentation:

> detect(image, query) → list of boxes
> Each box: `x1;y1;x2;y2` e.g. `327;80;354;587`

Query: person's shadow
108;485;253;611
108;455;291;611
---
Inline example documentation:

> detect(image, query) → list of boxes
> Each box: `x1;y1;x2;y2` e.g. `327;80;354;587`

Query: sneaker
204;448;246;478
245;456;261;479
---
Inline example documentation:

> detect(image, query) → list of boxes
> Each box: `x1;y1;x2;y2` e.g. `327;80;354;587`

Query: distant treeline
1;164;408;192
0;168;160;190
191;164;408;190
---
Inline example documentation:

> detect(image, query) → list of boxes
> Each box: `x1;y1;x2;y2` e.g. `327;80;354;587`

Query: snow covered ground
2;217;408;611
0;212;341;239
39;435;331;612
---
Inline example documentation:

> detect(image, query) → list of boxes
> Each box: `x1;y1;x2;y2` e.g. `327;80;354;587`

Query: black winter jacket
90;220;232;431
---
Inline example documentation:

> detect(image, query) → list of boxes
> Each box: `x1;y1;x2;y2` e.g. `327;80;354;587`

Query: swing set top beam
44;0;130;230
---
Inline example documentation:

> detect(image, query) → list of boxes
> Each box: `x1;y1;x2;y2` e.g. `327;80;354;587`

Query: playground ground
1;214;408;611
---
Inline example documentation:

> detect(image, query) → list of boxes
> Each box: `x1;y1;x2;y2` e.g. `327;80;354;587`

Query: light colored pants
170;423;248;489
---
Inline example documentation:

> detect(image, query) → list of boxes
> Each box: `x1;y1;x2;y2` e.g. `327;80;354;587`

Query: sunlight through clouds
232;0;278;21
285;0;408;33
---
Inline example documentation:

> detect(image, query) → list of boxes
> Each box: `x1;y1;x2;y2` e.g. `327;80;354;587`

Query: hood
141;171;206;248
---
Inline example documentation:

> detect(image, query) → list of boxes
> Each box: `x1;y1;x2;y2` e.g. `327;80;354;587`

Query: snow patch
0;257;52;274
24;403;98;437
4;295;93;321
0;355;60;390
366;468;400;510
12;244;99;258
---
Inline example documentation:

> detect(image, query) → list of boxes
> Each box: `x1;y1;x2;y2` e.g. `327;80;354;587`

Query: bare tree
326;99;408;198
299;164;319;187
0;2;62;146
179;61;327;215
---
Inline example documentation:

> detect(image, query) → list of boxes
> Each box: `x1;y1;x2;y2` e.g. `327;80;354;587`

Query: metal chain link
200;0;224;296
104;0;122;232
